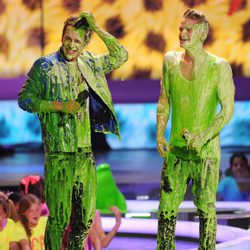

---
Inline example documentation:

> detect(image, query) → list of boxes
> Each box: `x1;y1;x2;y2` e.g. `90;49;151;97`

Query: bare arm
88;227;102;250
203;60;235;140
17;240;31;250
94;207;121;248
183;60;235;151
157;58;170;157
10;242;21;250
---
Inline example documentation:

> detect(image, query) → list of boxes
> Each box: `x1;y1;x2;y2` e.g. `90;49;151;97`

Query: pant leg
191;158;220;250
67;152;96;250
157;153;190;250
44;153;75;250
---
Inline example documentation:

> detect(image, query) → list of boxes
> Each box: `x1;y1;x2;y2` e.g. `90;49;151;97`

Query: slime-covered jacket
18;44;128;153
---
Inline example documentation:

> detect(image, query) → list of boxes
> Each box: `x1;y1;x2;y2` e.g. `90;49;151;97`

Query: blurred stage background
0;0;250;149
0;0;250;249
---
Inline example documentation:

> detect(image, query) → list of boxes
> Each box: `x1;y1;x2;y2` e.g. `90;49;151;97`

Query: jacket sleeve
97;37;128;74
18;59;45;113
18;59;56;113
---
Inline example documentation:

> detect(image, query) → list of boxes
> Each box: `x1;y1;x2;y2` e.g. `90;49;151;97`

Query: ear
200;33;206;41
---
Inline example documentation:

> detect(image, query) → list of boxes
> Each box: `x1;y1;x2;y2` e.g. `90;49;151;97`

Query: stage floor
0;148;249;200
0;148;242;187
1;148;250;250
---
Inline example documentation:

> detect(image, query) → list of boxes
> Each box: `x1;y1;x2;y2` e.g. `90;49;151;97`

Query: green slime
96;163;127;214
18;15;128;250
156;19;234;250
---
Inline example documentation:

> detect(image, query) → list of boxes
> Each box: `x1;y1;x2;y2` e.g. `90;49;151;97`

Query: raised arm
80;11;128;73
157;57;170;157
93;207;121;248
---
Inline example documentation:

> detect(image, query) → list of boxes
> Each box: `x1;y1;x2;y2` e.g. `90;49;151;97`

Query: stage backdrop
0;0;249;80
0;100;250;149
0;0;249;149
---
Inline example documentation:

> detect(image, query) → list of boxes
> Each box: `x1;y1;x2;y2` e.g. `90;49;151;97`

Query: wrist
91;24;99;32
157;135;165;143
39;101;60;112
51;101;63;112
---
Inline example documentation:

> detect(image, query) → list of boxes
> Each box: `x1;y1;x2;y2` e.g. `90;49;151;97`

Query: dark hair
18;194;41;238
8;192;22;205
229;153;248;166
62;16;92;45
20;175;45;202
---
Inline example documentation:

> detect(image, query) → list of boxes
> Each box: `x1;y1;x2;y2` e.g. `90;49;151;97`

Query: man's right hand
79;11;97;31
157;136;169;158
52;100;80;114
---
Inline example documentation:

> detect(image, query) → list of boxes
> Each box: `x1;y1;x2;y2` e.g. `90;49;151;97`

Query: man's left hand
181;129;206;152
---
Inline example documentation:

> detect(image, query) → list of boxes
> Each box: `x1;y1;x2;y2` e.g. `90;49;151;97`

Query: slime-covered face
179;18;205;49
61;26;86;62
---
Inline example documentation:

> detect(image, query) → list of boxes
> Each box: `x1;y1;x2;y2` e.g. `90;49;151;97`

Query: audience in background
8;191;22;212
0;197;16;250
88;206;121;250
11;194;47;250
19;175;49;216
218;153;250;201
0;191;18;222
62;207;122;250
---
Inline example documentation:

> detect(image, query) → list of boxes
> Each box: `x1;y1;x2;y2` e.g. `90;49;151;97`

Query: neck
184;43;205;63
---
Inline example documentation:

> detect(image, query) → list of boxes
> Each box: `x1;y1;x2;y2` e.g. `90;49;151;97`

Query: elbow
101;238;110;248
227;103;234;123
18;98;33;113
123;48;129;63
118;46;128;65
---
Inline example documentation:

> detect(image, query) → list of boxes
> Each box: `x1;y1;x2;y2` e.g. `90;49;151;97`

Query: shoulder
164;51;182;61
32;52;58;71
163;51;182;68
6;218;15;227
206;52;231;69
221;176;237;185
14;221;25;230
78;51;96;66
80;51;96;60
39;216;48;227
12;221;28;241
5;218;15;233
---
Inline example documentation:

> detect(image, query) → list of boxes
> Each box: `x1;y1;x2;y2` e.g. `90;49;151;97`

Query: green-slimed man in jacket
18;12;128;250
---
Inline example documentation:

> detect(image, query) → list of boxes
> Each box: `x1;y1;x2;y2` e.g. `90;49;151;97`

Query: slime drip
156;16;234;250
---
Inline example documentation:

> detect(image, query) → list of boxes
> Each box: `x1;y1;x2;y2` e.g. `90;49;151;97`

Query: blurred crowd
0;174;122;250
1;153;249;249
217;153;250;201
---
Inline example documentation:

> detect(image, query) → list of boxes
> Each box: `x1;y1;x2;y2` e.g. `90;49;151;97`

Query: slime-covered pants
44;151;96;250
157;153;219;250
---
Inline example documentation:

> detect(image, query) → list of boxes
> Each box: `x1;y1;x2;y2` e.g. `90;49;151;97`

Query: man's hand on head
79;11;97;30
